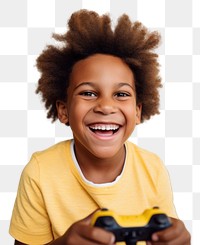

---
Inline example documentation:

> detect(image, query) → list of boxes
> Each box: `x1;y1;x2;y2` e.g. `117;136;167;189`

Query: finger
151;226;176;242
66;222;115;245
81;209;101;225
67;232;111;245
151;218;191;245
78;235;115;245
79;224;115;245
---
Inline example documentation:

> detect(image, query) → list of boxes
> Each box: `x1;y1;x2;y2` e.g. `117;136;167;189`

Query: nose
93;96;117;115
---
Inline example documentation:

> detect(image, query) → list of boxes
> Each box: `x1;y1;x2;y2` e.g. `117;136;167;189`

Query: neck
73;142;126;184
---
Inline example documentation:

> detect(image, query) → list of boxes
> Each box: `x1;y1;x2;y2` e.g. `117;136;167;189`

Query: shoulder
30;139;72;167
22;139;72;179
126;141;162;162
125;141;170;187
32;139;71;160
125;140;165;173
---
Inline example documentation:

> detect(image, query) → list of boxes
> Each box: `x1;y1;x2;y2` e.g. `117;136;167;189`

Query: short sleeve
9;155;53;244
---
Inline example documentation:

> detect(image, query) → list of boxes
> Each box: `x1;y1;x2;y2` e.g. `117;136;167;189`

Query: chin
91;146;122;159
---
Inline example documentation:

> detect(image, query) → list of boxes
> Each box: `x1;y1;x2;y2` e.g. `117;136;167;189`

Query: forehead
70;54;135;83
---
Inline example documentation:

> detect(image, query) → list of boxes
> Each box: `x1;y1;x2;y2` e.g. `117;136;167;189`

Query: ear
136;104;142;125
56;100;69;125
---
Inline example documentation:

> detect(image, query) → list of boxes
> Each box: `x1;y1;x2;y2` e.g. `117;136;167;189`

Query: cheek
68;100;89;120
124;105;139;126
124;103;137;117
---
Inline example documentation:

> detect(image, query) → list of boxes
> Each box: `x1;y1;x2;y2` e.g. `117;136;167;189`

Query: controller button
101;217;114;227
131;231;137;238
121;231;129;238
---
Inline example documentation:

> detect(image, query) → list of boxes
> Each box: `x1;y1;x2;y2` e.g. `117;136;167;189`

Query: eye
80;91;97;97
115;92;130;97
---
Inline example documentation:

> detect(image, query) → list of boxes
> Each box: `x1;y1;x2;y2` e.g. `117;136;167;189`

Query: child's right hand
62;211;116;245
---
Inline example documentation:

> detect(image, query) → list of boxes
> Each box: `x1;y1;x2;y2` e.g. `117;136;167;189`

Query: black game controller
91;207;172;245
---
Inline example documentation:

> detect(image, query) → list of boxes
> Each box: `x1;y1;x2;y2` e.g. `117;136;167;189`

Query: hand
147;218;191;245
62;211;116;245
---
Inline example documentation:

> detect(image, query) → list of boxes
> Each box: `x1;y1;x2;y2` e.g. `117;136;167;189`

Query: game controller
91;207;172;245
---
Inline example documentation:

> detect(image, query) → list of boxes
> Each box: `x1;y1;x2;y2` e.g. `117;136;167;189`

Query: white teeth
89;124;119;131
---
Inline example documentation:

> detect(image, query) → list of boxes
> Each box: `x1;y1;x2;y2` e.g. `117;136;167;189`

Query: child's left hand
147;218;191;245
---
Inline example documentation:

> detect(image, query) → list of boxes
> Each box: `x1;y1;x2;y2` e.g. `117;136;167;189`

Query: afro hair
36;9;162;123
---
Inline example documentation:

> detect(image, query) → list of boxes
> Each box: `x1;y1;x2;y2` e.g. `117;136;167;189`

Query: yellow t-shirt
9;140;177;245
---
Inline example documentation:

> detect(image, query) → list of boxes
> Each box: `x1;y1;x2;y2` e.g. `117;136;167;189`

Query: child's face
57;54;141;159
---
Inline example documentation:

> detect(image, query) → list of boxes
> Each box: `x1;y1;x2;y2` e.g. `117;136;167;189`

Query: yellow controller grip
91;207;168;227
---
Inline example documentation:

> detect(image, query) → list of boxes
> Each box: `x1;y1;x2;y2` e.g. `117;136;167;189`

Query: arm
14;228;114;245
14;212;115;245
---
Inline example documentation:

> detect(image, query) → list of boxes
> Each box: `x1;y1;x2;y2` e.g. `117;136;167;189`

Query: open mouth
89;124;120;136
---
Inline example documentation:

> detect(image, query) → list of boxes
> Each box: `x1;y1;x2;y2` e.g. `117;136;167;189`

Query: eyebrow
74;82;94;90
74;82;135;91
117;82;135;90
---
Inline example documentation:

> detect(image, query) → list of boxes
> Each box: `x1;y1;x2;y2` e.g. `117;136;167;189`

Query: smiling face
57;54;141;161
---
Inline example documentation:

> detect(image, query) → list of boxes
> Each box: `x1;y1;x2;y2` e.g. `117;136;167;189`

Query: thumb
82;209;100;225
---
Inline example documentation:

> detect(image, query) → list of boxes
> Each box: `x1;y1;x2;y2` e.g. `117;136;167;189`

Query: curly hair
36;9;162;123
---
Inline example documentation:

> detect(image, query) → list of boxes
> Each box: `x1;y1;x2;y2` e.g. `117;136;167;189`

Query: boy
10;10;191;245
